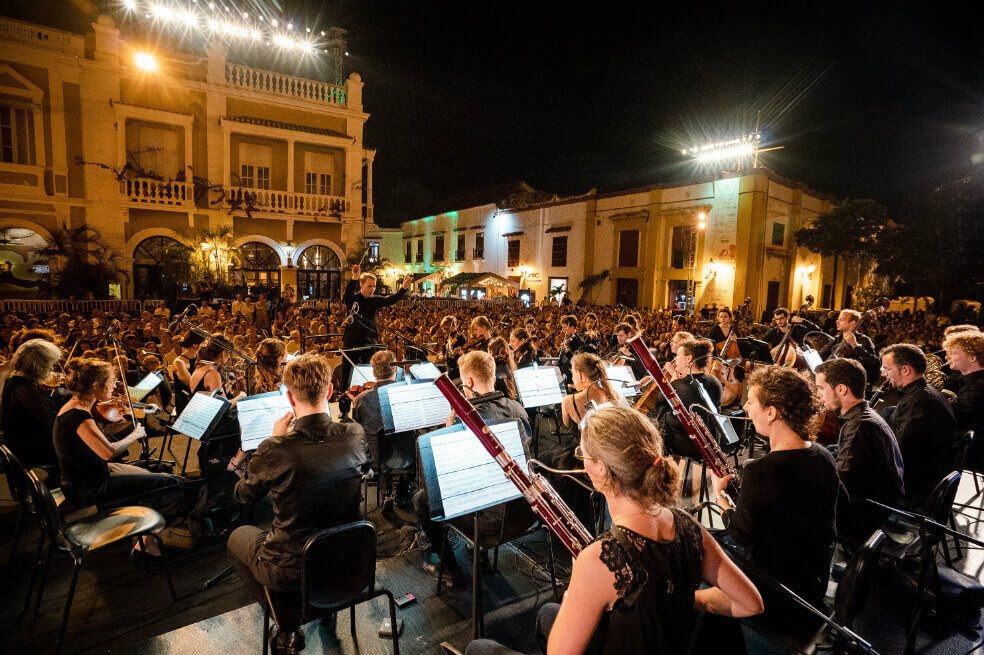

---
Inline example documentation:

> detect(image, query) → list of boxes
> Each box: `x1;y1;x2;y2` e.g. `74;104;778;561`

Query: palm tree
345;237;389;274
33;225;125;298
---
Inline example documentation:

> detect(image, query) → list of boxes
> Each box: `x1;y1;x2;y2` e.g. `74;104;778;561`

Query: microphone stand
350;309;441;359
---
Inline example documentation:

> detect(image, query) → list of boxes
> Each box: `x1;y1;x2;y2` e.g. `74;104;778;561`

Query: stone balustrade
224;186;348;217
120;178;192;206
225;63;346;107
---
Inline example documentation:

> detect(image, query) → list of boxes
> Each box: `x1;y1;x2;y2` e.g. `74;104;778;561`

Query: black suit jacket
342;280;407;348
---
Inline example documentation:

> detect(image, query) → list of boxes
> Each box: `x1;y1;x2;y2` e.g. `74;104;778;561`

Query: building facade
384;173;855;317
0;13;380;300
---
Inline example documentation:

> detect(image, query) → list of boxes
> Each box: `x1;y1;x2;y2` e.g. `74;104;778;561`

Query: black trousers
228;525;282;605
465;603;558;654
74;463;206;521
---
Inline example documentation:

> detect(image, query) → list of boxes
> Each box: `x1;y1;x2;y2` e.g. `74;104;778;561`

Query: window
241;164;270;189
507;239;520;267
306;172;331;195
129;123;179;176
771;222;786;247
366;241;380;264
671;226;696;269
433;234;445;262
415;240;423;263
618;230;639;267
616;278;640;308
237;242;282;289
455;234;465;261
257;166;270;190
473;232;484;259
0;105;36;165
548;277;568;304
551;236;568;267
404;241;412;264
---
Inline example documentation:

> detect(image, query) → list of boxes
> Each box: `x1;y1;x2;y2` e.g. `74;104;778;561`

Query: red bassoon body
432;374;593;557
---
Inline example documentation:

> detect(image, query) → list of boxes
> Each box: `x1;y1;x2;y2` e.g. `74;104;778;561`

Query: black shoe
271;628;305;655
422;560;465;588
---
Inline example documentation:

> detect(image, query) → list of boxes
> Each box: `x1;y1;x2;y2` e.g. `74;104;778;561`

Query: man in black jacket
880;344;956;506
762;307;821;349
557;315;585;388
816;358;904;543
943;331;984;469
228;354;369;603
819;309;882;384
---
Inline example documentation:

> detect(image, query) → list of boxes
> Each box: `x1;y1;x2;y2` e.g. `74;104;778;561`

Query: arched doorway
0;227;50;298
237;241;281;292
296;245;341;300
133;236;182;299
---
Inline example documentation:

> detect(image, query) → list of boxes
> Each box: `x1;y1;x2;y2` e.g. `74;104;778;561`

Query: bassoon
627;333;741;498
432;374;593;557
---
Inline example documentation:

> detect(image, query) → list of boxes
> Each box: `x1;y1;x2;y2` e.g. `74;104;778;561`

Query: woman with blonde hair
561;352;626;429
487;336;518;400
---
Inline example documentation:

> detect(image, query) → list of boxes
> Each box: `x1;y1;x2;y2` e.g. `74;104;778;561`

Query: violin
771;295;814;371
455;334;488;356
710;297;751;406
346;381;376;402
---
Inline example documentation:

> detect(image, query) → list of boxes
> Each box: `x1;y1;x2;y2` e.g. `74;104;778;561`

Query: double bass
770;295;814;371
710;297;751;407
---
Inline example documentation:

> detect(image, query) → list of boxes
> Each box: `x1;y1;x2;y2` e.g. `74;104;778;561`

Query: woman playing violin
172;332;205;413
1;338;63;476
488;337;519;400
189;335;247;475
561;353;629;429
509;328;540;369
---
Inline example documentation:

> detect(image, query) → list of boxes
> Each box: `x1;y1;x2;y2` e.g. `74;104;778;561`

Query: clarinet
626;334;741;498
433;374;593;557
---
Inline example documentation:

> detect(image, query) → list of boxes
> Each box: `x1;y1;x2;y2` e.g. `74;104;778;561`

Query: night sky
8;1;984;225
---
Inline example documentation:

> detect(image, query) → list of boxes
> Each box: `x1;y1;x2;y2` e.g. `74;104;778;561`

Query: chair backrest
302;520;377;612
953;430;975;475
0;443;30;506
23;469;64;541
378;429;416;471
921;471;962;524
832;529;886;627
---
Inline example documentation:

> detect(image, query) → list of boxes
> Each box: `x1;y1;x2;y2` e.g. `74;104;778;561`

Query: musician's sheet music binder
419;420;527;521
409;361;442;380
127;371;163;402
172;392;230;441
349;364;376;388
694;381;740;448
605;364;640;398
802;348;823;373
238;387;293;451
378;380;452;433
513;365;564;408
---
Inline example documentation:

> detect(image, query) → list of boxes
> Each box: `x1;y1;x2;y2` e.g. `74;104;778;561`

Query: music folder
802;348;824;373
409;361;442;380
738;338;773;364
349;364;376;388
127;371;163;402
237;387;293;451
513;365;564;408
605;363;640;398
172;392;230;441
378;380;452;434
419;420;527;521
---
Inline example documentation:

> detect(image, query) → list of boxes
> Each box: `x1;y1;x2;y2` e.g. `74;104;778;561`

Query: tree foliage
578;268;610;302
345;237;390;275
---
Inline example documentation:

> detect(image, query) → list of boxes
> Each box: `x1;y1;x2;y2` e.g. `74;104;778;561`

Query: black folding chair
23;470;177;655
374;428;416;508
0;444;32;584
262;520;399;655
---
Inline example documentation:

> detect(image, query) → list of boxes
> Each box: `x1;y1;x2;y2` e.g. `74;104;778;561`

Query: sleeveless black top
52;408;108;501
587;509;705;654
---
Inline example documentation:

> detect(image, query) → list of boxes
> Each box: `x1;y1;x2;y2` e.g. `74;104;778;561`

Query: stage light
272;34;293;48
134;52;158;71
123;0;136;9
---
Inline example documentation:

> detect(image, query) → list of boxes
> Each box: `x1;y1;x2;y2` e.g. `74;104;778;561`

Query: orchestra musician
657;314;688;359
53;358;205;557
560;352;628;430
227;353;369;642
509;328;539;369
662;331;696;381
879;344;957;506
251;338;288;395
713;367;844;627
488;336;519;400
819;309;881;383
439;316;467;380
558;315;585;387
707;307;739;344
612;322;649;382
1;339;63;476
582;312;601;353
171;332;205;413
814;358;904;543
413;350;533;587
189;336;247;475
461;316;494;354
943;330;984;470
761;307;821;348
467;406;763;655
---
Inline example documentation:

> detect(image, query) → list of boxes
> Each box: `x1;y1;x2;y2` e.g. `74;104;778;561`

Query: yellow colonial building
0;13;380;300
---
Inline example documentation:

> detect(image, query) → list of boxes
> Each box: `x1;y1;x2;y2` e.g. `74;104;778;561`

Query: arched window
237;241;281;290
296;245;341;300
133;236;182;299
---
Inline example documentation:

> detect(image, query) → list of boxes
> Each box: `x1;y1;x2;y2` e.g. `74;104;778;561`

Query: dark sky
9;1;984;225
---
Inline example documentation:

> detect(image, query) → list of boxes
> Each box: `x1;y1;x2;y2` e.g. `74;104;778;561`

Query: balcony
473;248;484;259
225;63;346;107
415;254;423;263
120;178;192;206
224;187;347;217
454;250;465;261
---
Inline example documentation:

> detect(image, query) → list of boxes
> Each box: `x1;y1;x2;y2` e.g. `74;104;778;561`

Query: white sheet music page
513;366;564;408
238;389;293;451
409;361;442;380
431;421;526;518
173;392;227;441
386;382;452;432
605;364;639;397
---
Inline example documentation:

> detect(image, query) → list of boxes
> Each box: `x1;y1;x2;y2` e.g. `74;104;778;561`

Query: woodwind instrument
432;374;593;557
626;333;740;497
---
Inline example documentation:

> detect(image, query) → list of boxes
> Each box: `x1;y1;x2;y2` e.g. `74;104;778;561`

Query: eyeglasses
573;445;595;461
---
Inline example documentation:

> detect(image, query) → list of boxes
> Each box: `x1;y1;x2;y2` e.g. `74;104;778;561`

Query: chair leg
55;557;82;655
263;602;270;655
152;533;177;600
33;540;54;618
473;516;483;640
24;531;46;611
382;590;401;655
4;507;24;580
950;512;963;562
493;545;499;572
350;605;357;638
436;529;448;596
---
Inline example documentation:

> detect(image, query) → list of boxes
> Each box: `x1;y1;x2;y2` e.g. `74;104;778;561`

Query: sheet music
127;371;162;402
605;364;640;397
173;392;228;441
383;382;452;432
513;366;564;408
409;361;442;380
238;388;293;451
430;422;526;519
695;383;739;447
350;365;376;387
802;348;823;373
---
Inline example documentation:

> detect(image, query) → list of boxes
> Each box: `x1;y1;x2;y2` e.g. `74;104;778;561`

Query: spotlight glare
287;22;293;29
321;30;325;36
272;34;293;48
271;18;277;26
123;0;136;9
134;52;158;71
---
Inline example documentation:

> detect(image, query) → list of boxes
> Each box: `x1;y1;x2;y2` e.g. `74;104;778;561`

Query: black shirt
352;378;400;458
656;374;723;461
820;334;882;384
1;375;58;469
762;318;821;349
53;408;109;501
342;280;407;348
727;445;844;612
954;370;984;470
234;413;369;589
887;379;957;504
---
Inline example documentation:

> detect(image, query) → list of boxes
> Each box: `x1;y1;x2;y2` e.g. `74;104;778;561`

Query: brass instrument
925;353;956;400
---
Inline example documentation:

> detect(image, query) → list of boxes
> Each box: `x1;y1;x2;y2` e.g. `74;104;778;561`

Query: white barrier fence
1;299;165;314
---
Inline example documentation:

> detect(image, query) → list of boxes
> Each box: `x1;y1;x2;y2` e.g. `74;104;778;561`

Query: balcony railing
225;63;346;107
225;187;347;217
473;248;484;259
454;250;465;261
120;178;192;206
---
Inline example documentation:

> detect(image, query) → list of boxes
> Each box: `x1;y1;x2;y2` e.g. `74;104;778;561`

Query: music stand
127;371;164;402
378;380;453;434
513;365;564;409
738;338;773;365
172;392;230;442
237;388;292;451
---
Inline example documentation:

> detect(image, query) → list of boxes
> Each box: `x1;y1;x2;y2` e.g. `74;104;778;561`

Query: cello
771;295;814;371
710;297;750;406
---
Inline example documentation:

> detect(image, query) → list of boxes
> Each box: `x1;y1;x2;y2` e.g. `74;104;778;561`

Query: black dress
1;374;59;472
192;370;241;471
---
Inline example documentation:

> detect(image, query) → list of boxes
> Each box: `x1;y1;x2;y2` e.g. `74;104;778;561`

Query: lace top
587;508;705;655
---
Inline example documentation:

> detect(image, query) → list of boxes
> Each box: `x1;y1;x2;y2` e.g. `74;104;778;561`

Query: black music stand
737;338;773;365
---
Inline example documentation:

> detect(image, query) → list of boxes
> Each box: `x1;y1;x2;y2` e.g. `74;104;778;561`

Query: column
287;139;295;194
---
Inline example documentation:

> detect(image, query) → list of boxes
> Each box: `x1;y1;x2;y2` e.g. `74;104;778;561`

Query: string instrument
829;296;890;358
710;297;751;407
771;295;814;371
628;333;740;497
455;334;489;356
346;381;376;401
433;374;593;557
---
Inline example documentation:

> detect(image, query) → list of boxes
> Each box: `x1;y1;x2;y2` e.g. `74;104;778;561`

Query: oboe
626;334;740;497
433;374;593;557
